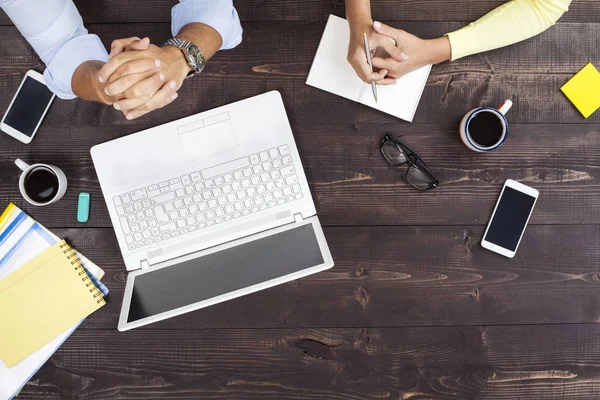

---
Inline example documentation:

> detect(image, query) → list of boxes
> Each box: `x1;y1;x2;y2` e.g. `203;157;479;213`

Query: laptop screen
127;224;324;323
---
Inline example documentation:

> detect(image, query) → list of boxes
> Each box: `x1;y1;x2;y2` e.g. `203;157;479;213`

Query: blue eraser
77;192;90;223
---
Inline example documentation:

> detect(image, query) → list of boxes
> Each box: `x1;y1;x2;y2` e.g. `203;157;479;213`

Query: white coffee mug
459;100;513;152
15;158;68;206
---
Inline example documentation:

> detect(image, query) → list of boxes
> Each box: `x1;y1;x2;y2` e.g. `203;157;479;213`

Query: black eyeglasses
380;133;440;191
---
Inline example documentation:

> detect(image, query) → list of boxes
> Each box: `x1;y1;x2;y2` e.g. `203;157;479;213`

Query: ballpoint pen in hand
363;32;378;103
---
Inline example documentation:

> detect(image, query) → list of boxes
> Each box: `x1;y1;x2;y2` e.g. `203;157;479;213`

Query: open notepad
307;15;432;122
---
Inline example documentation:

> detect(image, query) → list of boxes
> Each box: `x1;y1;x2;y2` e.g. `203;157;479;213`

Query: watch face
187;44;205;72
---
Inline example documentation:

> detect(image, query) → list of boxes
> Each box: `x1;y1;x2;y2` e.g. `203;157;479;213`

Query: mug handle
497;99;513;115
15;158;30;172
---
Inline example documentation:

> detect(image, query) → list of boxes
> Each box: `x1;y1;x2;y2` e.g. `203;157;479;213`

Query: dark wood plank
1;0;597;24
0;2;598;397
2;123;599;228
1;22;598;126
18;325;600;399
46;225;600;329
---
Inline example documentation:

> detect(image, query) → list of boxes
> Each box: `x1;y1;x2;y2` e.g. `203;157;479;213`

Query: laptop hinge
144;210;301;268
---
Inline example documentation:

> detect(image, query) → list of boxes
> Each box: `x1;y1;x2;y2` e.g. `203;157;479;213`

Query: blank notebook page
306;14;431;122
0;240;105;367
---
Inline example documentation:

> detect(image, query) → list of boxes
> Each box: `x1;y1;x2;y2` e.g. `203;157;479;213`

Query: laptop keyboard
112;144;305;251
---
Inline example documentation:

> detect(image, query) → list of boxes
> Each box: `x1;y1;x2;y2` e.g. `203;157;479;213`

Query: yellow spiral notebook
0;240;105;368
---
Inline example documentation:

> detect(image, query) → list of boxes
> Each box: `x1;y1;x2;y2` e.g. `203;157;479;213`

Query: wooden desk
1;1;599;398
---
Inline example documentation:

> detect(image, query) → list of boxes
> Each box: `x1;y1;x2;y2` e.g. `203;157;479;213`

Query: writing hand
371;21;451;79
347;18;398;85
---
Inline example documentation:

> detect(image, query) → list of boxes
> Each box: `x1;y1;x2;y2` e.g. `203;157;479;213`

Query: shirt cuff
44;34;108;99
171;0;243;50
445;28;477;61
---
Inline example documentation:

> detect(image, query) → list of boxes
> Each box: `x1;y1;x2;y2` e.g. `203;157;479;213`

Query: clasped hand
98;37;191;120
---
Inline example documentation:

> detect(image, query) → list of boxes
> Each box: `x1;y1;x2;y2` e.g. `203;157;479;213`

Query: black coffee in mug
467;111;504;148
24;167;59;203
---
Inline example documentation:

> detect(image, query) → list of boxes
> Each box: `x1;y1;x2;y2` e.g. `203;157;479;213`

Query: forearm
424;37;452;65
176;22;223;61
345;0;372;24
447;0;572;60
145;22;224;85
171;0;242;51
1;0;108;99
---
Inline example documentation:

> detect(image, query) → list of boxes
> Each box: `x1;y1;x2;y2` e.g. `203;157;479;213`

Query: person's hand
347;17;398;85
108;36;151;59
371;21;452;79
71;38;159;106
99;42;190;119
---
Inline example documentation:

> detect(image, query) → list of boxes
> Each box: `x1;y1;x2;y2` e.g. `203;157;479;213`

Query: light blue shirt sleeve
0;0;108;99
1;0;242;100
172;0;243;50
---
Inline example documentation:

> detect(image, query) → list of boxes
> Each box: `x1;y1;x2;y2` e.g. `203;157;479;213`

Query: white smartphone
481;179;539;258
1;70;55;144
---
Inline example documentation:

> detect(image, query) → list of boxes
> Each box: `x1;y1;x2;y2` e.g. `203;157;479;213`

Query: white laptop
91;91;334;331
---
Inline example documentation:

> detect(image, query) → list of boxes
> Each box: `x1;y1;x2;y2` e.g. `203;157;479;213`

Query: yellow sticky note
561;63;600;119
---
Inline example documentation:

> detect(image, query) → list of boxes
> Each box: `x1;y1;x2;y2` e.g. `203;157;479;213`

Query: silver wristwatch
163;38;206;79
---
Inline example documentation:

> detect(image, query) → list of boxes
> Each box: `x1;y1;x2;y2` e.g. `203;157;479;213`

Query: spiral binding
60;242;105;305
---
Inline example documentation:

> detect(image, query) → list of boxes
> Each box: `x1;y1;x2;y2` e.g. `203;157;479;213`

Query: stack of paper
0;203;109;399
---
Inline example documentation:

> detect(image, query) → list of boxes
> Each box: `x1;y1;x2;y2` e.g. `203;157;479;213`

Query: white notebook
306;15;432;122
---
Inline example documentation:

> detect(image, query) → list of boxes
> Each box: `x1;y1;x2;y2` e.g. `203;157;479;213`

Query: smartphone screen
483;187;537;251
3;76;54;137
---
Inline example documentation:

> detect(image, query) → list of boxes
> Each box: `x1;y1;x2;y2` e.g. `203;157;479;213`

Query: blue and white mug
459;100;513;152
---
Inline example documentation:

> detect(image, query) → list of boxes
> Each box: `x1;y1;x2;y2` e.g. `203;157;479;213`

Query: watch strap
163;38;206;78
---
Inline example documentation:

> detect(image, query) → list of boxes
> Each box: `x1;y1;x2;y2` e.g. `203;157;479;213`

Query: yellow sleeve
446;0;571;60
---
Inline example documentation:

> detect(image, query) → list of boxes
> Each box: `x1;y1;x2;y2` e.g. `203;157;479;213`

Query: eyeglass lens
407;166;434;191
381;139;407;166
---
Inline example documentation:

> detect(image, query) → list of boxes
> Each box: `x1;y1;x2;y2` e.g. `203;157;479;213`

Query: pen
363;33;377;103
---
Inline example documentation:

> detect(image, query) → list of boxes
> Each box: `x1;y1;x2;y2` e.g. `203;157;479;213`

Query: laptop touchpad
178;111;238;162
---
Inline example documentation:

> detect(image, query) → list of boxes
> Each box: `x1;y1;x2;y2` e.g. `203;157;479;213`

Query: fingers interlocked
100;37;180;120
